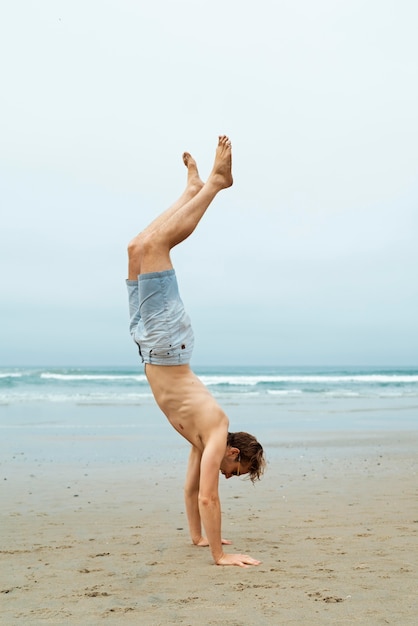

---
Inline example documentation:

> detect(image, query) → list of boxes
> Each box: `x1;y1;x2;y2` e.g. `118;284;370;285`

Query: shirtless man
126;135;265;567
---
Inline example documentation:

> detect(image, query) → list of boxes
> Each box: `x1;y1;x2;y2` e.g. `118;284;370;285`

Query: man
127;135;265;568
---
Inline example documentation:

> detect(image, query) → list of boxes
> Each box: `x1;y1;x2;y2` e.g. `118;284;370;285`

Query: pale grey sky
1;0;417;366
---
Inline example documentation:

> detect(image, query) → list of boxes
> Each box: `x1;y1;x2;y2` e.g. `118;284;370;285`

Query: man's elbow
198;493;219;508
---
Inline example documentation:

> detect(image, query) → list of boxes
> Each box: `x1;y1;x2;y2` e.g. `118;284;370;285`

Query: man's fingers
238;556;256;568
217;553;261;567
241;555;261;566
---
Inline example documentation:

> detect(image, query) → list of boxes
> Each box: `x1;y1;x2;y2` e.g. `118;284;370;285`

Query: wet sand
1;431;417;625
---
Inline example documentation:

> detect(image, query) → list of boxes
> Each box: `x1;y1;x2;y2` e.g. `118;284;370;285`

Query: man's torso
145;364;228;450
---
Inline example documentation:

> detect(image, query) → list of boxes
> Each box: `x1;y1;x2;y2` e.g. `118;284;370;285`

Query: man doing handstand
126;135;265;568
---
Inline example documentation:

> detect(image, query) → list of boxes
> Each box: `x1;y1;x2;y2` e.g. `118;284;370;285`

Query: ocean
0;366;418;405
2;365;418;405
1;365;417;464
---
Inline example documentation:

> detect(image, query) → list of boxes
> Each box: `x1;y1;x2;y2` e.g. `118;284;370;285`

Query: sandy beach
1;428;417;625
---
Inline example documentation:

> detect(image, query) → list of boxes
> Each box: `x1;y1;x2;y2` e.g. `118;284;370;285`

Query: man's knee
128;232;149;260
128;230;172;276
128;232;166;264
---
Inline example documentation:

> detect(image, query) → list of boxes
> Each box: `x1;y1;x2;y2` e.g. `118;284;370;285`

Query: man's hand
195;537;232;547
216;553;261;568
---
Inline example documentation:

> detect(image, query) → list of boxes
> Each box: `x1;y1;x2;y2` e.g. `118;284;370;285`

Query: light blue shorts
126;269;194;365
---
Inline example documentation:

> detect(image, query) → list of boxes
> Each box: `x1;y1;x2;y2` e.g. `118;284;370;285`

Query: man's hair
227;431;265;483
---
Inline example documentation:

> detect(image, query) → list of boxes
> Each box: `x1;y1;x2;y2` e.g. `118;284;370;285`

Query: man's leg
127;152;203;280
142;152;204;236
127;135;232;279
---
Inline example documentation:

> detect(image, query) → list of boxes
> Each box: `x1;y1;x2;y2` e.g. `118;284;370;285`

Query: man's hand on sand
195;537;232;547
216;553;261;568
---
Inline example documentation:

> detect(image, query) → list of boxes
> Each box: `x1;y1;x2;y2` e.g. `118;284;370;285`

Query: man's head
220;432;265;483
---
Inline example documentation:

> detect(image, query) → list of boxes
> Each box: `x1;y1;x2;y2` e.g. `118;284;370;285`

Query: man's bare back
126;136;265;567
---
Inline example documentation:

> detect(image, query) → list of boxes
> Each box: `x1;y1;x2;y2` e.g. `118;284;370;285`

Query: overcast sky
1;0;417;367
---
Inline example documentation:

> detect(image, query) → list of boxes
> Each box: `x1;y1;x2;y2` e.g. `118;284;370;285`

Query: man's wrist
213;549;225;564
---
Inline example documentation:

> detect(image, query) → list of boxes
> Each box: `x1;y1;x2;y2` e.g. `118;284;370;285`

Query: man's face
219;449;247;479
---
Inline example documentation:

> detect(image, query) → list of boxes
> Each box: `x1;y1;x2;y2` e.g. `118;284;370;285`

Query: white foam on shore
41;373;147;382
0;392;154;404
0;372;22;378
200;374;418;386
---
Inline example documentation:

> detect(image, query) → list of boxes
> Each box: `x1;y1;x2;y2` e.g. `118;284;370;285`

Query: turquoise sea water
2;365;418;405
1;365;417;464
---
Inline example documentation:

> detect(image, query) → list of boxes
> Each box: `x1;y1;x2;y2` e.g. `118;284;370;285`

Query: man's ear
227;446;239;458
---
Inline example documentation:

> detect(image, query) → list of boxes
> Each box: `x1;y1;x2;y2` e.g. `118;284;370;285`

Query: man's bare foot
208;135;233;190
183;152;204;194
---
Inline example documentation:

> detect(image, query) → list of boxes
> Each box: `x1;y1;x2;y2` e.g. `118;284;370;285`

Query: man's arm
184;446;204;544
198;433;261;568
185;446;233;547
198;440;224;561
